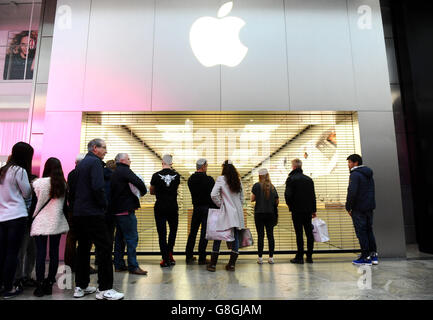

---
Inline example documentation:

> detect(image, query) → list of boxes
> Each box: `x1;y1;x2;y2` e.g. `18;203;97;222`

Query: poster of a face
2;30;38;80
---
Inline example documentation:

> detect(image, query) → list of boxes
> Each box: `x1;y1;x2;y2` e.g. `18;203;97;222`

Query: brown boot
206;252;219;272
225;251;239;271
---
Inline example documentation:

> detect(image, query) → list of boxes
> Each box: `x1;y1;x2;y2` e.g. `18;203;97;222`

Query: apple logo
189;1;248;67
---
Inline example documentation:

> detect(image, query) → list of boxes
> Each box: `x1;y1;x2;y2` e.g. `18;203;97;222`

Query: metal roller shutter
81;111;361;254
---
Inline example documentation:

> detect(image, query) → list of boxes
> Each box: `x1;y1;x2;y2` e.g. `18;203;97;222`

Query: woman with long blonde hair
251;168;279;264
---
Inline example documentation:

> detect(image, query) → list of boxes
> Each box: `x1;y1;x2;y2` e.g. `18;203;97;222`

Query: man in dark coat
110;153;147;275
71;139;124;300
185;158;215;265
285;158;317;264
346;154;378;266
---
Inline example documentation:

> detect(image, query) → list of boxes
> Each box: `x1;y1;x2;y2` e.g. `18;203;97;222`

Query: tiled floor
7;245;433;300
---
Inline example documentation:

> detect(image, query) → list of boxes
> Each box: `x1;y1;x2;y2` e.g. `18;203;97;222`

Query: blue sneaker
370;253;379;265
352;257;372;266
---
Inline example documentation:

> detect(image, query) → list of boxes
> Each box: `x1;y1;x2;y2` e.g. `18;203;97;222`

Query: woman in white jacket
207;160;245;272
31;157;69;297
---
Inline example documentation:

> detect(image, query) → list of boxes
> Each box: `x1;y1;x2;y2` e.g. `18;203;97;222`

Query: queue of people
0;138;379;300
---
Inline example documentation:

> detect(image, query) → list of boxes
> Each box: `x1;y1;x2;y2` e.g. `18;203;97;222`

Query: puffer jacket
30;177;69;236
345;165;376;212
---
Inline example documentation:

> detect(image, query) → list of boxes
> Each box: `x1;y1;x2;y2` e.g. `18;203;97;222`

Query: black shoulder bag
31;196;52;224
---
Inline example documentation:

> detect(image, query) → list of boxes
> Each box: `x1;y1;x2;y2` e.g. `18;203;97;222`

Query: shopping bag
312;218;330;242
206;208;235;241
129;173;146;198
239;228;254;248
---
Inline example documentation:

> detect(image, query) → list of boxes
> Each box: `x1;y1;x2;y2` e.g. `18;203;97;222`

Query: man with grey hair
150;154;180;267
285;158;317;264
70;138;124;300
185;158;215;264
110;153;147;275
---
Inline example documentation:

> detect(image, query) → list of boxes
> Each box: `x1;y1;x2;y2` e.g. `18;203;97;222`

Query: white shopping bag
312;218;330;242
129;173;146;198
206;208;235;241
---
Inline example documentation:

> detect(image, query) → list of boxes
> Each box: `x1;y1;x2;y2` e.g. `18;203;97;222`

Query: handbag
312;218;330;242
239;228;254;248
205;208;235;241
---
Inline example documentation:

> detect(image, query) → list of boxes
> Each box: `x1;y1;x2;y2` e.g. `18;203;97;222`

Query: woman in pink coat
207;160;245;272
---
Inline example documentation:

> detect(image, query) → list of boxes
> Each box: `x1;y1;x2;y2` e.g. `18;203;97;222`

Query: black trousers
351;210;377;258
254;213;275;257
73;215;113;291
0;217;27;291
292;212;314;257
185;205;209;261
34;234;61;283
154;210;178;262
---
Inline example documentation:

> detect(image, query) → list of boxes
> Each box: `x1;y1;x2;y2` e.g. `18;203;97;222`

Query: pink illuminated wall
0;121;28;156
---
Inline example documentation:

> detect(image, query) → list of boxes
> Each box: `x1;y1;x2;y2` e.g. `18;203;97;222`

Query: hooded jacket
345;165;376;212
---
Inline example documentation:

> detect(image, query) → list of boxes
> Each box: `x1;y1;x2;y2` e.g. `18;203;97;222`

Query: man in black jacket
71;139;124;300
185;158;215;265
285;158;317;264
110;153;147;275
346;154;378;266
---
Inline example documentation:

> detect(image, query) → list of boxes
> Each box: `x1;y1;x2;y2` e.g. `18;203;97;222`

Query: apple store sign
189;1;248;67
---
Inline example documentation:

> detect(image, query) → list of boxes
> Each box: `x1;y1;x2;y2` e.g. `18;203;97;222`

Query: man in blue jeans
346;154;378;266
110;153;148;275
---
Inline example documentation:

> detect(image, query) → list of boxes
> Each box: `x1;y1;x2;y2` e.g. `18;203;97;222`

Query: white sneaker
268;257;274;264
257;257;263;264
74;286;97;298
95;289;124;300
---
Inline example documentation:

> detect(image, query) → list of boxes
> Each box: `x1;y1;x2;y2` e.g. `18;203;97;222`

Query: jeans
113;211;138;272
14;223;36;281
73;215;113;291
185;205;209;261
254;213;275;257
292;212;314;257
0;217;27;291
351;210;377;258
212;228;240;253
154;210;178;262
34;234;61;283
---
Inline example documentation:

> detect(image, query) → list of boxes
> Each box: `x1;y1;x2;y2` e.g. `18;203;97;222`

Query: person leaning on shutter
284;158;317;264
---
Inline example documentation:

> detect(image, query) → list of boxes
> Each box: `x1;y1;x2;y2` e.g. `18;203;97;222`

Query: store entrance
81;112;361;254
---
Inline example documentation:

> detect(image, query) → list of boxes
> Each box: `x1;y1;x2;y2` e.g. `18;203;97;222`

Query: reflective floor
8;245;433;300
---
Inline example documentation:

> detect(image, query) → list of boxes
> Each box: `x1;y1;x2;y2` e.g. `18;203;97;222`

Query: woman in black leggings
251;168;279;264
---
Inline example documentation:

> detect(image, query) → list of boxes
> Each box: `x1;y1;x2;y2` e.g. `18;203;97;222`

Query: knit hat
258;168;268;176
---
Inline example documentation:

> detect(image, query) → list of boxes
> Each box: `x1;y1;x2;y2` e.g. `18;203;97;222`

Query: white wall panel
285;0;356;109
83;0;154;111
348;0;392;110
152;0;221;111
221;0;289;110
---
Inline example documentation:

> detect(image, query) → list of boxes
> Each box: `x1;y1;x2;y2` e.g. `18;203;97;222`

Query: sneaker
74;286;97;298
160;260;170;268
290;257;304;264
95;289;124;300
306;256;313;264
185;257;197;264
268;257;274;264
3;286;23;299
169;252;176;265
257;257;263;264
352;257;372;266
370;253;379;265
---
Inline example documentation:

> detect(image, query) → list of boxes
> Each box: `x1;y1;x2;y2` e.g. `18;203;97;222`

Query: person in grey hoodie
346;154;378;266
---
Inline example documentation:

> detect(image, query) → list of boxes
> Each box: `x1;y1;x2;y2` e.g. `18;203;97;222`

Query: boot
206;252;219;272
42;278;53;295
33;281;45;297
225;251;239;271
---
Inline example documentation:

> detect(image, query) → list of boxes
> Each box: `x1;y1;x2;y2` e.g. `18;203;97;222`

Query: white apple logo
189;1;248;67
